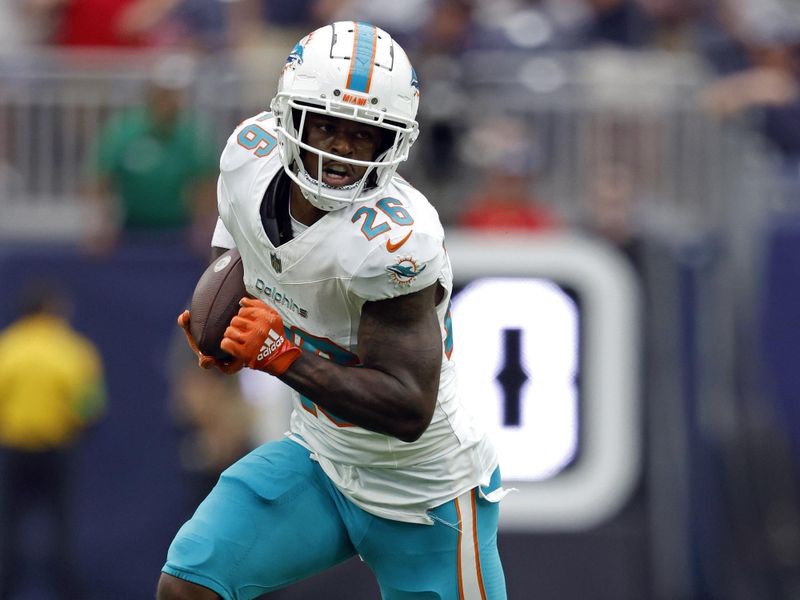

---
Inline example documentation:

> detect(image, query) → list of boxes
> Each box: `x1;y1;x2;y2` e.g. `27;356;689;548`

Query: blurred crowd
3;0;800;142
4;0;799;57
3;0;800;93
2;0;800;246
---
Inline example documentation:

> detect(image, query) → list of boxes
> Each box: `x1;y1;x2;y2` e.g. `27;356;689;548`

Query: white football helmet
270;21;420;211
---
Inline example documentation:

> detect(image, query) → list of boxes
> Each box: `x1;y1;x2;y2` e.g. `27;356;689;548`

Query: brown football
189;248;248;360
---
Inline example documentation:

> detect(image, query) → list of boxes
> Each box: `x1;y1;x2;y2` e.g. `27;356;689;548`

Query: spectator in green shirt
87;54;218;253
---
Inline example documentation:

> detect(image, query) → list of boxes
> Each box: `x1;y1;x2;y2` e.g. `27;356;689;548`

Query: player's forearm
216;284;444;441
279;351;440;442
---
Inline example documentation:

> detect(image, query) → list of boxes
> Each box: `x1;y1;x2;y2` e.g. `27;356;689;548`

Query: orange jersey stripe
455;497;466;600
471;490;488;600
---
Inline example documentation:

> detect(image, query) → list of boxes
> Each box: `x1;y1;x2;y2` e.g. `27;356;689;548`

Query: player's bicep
358;283;442;403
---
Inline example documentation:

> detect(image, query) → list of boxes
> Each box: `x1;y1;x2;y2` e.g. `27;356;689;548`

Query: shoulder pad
220;111;280;174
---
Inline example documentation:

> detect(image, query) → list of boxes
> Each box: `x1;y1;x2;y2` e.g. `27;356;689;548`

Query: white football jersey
212;112;498;523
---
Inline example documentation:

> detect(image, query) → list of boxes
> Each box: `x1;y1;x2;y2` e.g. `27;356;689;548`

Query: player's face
301;113;384;188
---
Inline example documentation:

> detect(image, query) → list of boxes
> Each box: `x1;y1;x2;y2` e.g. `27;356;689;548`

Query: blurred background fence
0;48;781;236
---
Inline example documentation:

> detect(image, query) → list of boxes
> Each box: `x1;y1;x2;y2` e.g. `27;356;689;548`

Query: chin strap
295;166;363;212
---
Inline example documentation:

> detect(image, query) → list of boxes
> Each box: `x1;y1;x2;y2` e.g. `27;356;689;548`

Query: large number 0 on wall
450;278;580;481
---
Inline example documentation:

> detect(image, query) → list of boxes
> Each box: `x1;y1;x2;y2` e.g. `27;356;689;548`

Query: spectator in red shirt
458;117;560;233
54;0;179;47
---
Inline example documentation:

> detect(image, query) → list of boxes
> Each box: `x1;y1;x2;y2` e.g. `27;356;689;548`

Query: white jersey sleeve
212;111;283;256
347;230;446;301
345;184;448;302
210;215;235;250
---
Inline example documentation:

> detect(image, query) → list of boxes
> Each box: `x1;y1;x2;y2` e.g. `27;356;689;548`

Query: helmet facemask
271;96;418;211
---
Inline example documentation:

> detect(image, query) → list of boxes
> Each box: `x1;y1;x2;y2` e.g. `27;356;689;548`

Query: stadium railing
0;47;780;240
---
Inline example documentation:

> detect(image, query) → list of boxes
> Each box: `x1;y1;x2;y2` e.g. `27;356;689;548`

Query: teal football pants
163;438;506;599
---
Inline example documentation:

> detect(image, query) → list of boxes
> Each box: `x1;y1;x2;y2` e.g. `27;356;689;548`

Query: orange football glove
220;298;302;376
177;310;244;374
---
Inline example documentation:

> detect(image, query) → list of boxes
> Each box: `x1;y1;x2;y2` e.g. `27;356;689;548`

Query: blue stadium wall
3;221;797;599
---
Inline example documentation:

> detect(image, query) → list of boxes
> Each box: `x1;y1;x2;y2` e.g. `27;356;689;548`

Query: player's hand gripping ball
178;311;244;373
220;298;302;376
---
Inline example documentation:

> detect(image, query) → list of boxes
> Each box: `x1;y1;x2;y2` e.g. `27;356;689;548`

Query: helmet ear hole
366;169;380;189
291;108;302;134
377;128;395;158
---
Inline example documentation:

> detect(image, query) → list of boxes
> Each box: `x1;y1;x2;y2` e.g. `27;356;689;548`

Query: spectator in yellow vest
0;280;106;600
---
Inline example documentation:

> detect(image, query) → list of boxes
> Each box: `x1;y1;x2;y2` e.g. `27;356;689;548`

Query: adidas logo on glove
257;329;285;361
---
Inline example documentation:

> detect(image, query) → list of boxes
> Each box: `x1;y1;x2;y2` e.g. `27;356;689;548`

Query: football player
158;21;508;600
